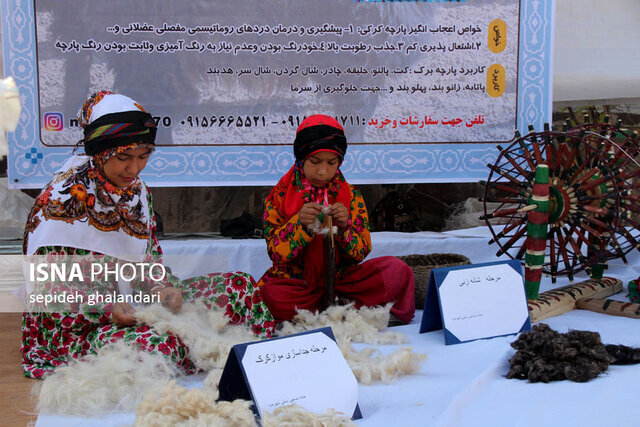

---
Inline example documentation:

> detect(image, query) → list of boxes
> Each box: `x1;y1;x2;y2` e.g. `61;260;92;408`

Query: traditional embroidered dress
21;93;275;379
257;115;414;323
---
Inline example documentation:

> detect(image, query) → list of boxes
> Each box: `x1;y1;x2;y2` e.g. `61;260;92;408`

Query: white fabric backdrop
553;0;640;103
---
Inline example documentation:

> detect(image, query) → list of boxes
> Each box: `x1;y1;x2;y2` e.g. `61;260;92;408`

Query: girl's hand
112;302;136;327
156;287;183;314
330;202;349;230
298;203;323;227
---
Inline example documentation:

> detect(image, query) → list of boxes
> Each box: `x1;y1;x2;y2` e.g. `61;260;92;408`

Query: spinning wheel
481;120;640;284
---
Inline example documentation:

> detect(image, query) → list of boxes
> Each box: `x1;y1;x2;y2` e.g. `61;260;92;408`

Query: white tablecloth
159;227;640;297
36;227;640;426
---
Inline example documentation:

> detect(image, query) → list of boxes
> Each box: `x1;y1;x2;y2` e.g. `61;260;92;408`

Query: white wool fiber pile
262;404;357;426
134;381;256;427
342;342;427;385
36;302;426;419
203;368;224;392
135;383;357;427
279;303;406;346
279;303;426;384
35;340;179;416
135;301;258;371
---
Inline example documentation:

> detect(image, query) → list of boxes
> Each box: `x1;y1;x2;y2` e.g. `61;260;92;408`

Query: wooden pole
323;216;335;310
524;165;549;299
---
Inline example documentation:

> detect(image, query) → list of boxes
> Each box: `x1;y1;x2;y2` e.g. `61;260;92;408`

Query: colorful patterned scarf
281;164;351;220
23;147;152;261
78;91;157;156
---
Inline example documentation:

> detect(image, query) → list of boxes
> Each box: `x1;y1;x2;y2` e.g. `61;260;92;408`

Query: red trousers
260;256;415;323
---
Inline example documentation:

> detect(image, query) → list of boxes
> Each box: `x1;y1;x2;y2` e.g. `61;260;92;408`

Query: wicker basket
398;253;472;309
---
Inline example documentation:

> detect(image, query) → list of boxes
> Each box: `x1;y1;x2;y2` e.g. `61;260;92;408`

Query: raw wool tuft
37;302;426;420
307;206;338;236
442;198;501;231
342;342;427;385
135;301;259;371
507;323;611;383
35;303;258;417
35;340;179;416
507;323;640;383
134;381;256;427
262;404;356;427
279;303;426;384
135;384;355;427
203;368;224;392
279;303;406;346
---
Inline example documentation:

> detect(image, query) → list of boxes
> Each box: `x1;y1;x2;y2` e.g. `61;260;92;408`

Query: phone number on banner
174;115;369;128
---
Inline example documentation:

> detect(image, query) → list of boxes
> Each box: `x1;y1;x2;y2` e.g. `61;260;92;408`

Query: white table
36;227;640;426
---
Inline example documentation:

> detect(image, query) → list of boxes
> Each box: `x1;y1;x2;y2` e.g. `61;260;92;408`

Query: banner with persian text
2;0;554;188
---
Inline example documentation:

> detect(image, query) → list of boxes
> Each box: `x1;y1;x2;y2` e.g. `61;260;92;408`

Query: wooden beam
576;298;640;319
527;277;622;323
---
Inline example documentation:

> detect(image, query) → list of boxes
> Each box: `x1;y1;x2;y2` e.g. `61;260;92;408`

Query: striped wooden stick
527;277;622;322
576;298;640;319
524;164;550;299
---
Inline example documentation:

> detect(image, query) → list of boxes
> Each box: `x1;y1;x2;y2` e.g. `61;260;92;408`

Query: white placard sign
420;260;531;344
240;330;358;418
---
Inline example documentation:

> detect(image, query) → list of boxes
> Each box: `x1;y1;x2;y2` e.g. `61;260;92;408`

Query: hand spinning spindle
323;215;335;310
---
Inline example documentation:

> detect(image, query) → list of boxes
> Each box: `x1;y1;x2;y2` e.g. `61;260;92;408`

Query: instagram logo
43;112;64;131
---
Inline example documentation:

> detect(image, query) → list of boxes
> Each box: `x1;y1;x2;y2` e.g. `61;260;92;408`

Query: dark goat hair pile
506;323;640;383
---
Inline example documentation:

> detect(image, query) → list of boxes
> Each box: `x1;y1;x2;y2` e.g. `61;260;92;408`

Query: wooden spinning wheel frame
482;121;640;281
